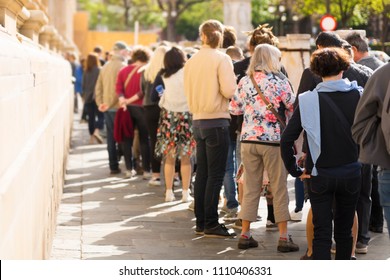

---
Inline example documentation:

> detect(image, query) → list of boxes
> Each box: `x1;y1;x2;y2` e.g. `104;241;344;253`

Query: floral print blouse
229;71;295;143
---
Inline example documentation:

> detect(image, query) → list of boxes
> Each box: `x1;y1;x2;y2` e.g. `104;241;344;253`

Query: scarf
299;78;363;176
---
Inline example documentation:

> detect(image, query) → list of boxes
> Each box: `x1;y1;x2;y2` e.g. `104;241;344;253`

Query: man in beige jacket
95;41;129;174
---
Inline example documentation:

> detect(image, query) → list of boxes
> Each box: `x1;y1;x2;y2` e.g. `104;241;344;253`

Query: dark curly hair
131;46;152;63
310;48;350;78
244;24;279;51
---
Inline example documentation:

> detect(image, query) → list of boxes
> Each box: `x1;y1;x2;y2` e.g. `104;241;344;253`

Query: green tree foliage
78;0;390;44
251;0;279;27
294;0;389;28
78;0;163;30
176;0;223;41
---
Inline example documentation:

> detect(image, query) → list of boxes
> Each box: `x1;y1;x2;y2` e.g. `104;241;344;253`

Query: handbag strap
320;93;356;147
124;65;141;90
250;75;286;129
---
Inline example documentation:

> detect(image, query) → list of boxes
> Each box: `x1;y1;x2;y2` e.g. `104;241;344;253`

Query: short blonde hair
246;44;282;75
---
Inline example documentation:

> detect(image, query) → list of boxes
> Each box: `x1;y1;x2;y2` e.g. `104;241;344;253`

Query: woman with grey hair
229;43;298;252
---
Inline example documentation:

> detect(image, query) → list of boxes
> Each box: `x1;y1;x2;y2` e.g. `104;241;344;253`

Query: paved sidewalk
50;115;389;260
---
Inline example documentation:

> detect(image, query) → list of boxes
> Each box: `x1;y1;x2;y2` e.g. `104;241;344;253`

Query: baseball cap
113;41;130;51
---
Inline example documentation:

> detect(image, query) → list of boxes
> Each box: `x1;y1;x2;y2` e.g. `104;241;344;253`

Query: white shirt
159;68;189;112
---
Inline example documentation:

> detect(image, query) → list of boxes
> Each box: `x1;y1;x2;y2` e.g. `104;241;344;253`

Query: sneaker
330;242;336;254
173;177;181;187
369;225;383;233
220;205;229;214
290;210;303;222
143;172;152;180
232;219;242;230
300;249;313;260
204;224;236;238
223;207;238;221
148;177;161;186
165;190;175;202
355;241;368;254
266;220;278;231
110;168;121;175
195;226;204;235
135;167;144;175
182;190;192;202
124;169;136;179
277;235;299;252
188;200;195;211
256;215;262;221
238;236;259;249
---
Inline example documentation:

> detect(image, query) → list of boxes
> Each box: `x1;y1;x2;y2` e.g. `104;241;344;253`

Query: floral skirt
155;108;196;159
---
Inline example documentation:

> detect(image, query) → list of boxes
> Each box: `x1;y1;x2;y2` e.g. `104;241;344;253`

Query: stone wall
279;34;312;92
0;0;74;259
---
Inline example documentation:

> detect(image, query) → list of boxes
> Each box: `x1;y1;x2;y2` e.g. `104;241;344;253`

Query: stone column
39;24;55;49
223;0;253;42
48;0;76;43
280;34;311;92
0;0;29;35
50;32;62;53
335;29;366;39
20;10;48;43
16;6;30;30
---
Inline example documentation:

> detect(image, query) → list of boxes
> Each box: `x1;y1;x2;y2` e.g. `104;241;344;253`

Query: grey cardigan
352;63;390;169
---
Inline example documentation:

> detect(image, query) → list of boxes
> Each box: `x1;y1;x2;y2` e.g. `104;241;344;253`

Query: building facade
0;0;76;259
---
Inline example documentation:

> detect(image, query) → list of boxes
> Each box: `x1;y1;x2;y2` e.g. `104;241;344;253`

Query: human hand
98;104;108;112
299;170;311;181
118;96;126;107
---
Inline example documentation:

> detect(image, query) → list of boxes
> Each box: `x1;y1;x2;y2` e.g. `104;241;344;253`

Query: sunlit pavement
50;113;389;260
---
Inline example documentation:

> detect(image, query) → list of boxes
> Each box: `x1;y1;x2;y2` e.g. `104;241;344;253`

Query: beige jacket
184;46;237;120
95;55;126;110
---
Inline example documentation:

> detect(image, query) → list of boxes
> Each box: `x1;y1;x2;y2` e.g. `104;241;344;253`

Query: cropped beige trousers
238;143;290;223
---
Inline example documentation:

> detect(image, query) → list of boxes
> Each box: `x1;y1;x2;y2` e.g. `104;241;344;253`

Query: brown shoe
277;235;299;252
110;168;121;175
238;236;259;249
300;249;313;260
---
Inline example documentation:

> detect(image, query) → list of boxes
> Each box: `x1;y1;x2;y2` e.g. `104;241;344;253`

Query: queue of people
69;21;389;260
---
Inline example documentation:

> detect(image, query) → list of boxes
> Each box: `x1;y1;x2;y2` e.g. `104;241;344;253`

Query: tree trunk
166;16;176;42
123;0;130;28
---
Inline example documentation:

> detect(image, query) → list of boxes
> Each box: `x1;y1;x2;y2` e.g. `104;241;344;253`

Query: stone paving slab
50;115;390;261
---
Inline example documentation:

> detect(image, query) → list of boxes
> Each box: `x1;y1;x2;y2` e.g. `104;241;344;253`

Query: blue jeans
223;140;239;209
193;126;230;229
294;178;305;212
104;111;119;171
377;168;390;238
309;175;361;260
